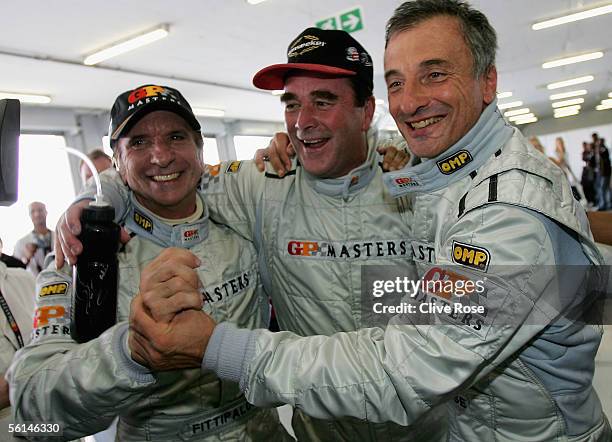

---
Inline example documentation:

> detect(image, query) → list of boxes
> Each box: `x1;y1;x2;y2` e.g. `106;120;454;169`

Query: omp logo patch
134;211;153;233
395;177;419;188
452;241;490;272
39;283;68;297
436;150;473;175
225;161;242;174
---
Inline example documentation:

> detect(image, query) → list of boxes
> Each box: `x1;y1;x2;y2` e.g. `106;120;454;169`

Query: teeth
410;117;443;129
303;139;324;145
152;172;180;182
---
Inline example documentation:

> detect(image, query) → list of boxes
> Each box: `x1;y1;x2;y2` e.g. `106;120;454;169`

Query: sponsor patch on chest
201;270;253;304
286;239;413;260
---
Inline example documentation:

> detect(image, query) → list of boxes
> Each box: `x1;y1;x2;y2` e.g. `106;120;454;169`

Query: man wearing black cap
7;84;291;441
118;29;443;441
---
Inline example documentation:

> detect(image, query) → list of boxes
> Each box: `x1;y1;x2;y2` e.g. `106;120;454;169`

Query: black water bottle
71;203;120;343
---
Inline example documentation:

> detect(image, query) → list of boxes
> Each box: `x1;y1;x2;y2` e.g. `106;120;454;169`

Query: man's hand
129;296;216;371
138;248;203;323
55;200;131;267
254;132;295;176
127;247;211;371
378;145;411;172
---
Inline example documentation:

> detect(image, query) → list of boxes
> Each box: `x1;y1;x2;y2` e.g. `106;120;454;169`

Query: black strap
488;174;499;202
264;169;296;179
458;193;468;218
495;149;502;157
0;288;25;348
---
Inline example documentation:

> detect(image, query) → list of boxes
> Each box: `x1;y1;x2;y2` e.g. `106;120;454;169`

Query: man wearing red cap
55;28;445;441
111;1;609;441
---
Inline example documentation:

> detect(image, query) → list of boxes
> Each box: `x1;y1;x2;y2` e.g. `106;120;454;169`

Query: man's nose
393;82;430;117
295;104;318;132
150;139;174;167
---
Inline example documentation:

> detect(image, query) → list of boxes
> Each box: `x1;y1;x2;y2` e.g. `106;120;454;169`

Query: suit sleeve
205;204;599;425
201;161;266;243
6;265;154;441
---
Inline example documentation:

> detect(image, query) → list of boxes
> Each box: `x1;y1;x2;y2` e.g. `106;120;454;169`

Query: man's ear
112;154;128;184
481;65;497;105
362;95;376;132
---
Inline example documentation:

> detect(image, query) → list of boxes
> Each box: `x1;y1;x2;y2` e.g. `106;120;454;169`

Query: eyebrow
311;90;339;101
421;58;451;69
384;59;451;80
280;90;339;103
280;92;296;103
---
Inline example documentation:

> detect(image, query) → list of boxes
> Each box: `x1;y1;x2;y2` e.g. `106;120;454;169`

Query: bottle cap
82;204;115;223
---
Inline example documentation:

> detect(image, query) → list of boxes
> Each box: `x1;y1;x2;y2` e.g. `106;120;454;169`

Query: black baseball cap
109;84;201;145
253;27;373;94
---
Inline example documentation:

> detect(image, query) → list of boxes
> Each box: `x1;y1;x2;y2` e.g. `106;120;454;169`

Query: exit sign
316;7;364;34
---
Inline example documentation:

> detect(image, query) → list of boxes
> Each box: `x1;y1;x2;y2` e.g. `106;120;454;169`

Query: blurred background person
12;202;54;276
595;136;611;210
552;137;585;203
80;149;112;188
528;136;545;154
582;141;597;208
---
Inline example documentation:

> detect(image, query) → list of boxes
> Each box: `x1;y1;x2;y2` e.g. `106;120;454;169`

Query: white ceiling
1;0;611;126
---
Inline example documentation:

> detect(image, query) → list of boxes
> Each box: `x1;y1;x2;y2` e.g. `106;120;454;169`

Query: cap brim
253;63;356;90
111;102;201;141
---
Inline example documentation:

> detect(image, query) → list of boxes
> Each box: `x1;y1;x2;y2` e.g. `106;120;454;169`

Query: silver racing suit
203;103;611;441
7;193;290;442
73;136;447;441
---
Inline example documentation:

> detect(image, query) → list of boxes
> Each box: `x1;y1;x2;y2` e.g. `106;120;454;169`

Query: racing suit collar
124;192;209;248
383;100;514;197
302;134;378;201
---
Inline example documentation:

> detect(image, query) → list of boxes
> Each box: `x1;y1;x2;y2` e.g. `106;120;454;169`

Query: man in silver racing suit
123;2;611;441
7;84;290;442
56;28;446;442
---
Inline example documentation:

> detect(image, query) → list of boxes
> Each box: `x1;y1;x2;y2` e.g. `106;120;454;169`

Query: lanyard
0;288;24;348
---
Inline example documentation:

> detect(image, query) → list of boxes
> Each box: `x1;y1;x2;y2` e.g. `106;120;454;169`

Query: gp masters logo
134;211;153;233
287;239;417;260
436;150;473;175
452;241;490;272
39;283;68;298
394;176;419;188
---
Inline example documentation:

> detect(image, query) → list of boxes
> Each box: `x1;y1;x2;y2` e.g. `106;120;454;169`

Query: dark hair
385;0;497;78
349;76;373;107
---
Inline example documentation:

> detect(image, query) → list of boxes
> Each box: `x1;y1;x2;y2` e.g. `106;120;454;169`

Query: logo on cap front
288;35;326;58
128;85;171;104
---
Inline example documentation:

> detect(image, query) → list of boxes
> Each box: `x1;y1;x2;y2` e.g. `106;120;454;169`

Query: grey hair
385;0;497;78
